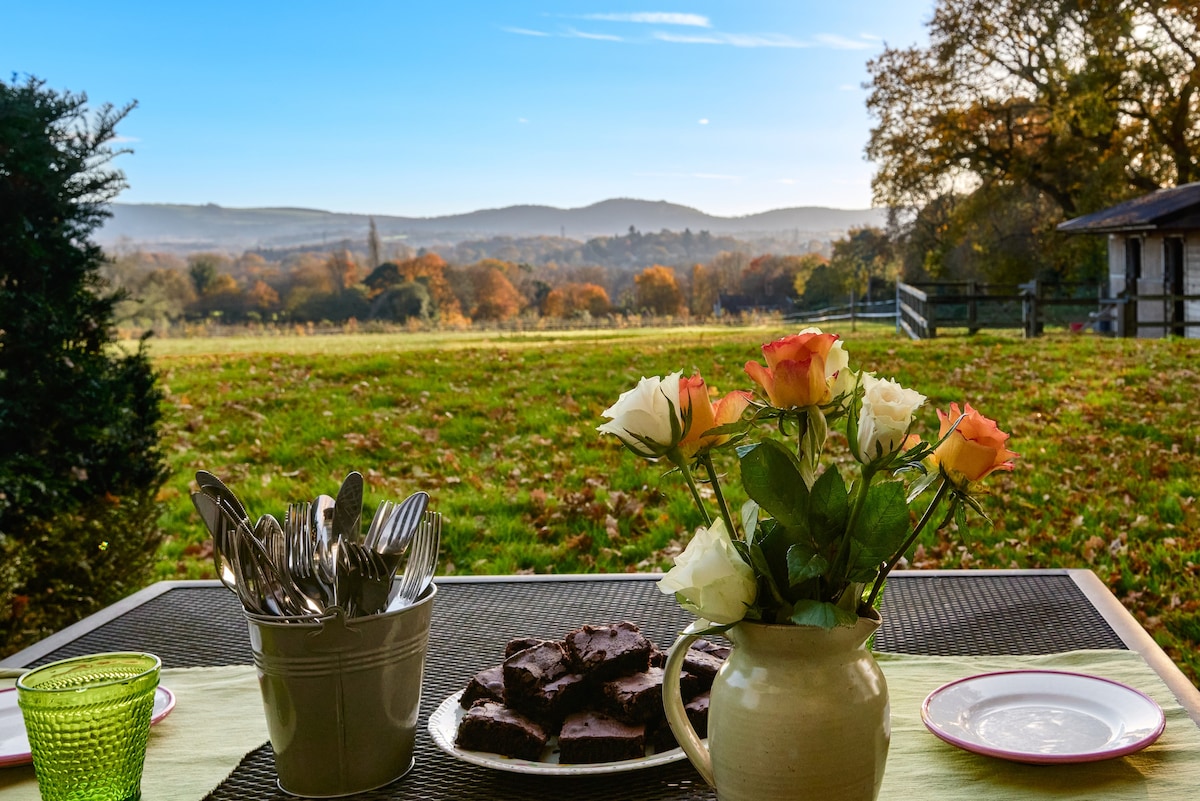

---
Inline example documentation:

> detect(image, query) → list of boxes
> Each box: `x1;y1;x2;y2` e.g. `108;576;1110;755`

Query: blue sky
4;2;933;217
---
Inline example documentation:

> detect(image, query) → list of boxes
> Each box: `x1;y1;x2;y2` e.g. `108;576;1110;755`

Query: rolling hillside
96;198;887;254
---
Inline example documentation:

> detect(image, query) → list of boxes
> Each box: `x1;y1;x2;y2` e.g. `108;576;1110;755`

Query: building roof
1057;182;1200;234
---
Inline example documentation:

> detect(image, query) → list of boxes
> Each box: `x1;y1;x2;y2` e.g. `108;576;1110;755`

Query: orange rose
744;332;840;409
678;374;752;458
934;402;1017;484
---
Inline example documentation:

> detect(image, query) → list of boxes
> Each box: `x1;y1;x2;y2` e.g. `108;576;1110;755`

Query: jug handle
663;620;714;787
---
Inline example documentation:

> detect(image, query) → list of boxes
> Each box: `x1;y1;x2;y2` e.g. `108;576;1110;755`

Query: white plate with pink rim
921;669;1165;765
428;690;692;775
0;685;176;768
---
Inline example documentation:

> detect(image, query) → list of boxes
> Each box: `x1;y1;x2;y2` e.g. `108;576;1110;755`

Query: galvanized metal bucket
245;585;435;798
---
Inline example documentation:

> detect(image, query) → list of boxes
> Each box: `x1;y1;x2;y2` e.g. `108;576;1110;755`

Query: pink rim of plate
0;685;176;768
921;669;1165;765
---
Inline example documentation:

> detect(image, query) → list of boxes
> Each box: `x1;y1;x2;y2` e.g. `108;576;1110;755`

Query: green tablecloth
0;665;267;801
2;650;1198;800
875;650;1199;800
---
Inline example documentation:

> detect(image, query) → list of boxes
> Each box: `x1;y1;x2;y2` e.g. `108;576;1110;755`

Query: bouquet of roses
598;329;1017;629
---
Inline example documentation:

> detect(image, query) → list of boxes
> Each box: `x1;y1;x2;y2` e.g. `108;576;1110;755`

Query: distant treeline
104;226;859;333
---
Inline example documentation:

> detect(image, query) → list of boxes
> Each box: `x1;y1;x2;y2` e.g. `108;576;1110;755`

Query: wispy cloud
503;26;551;37
654;31;810;48
580;12;711;27
564;27;624;42
813;33;874;50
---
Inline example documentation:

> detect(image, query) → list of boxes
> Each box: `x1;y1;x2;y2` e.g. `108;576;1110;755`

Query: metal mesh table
0;572;1141;801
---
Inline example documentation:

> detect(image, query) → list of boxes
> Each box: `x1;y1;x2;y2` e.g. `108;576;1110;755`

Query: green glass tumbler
16;652;161;801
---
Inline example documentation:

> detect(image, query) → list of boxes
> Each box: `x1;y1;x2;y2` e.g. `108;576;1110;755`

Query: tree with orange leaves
634;265;684;316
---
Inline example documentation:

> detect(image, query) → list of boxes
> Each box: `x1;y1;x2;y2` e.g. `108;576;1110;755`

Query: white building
1058;183;1200;338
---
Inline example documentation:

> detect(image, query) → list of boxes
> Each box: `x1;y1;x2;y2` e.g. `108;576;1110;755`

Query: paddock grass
141;326;1200;686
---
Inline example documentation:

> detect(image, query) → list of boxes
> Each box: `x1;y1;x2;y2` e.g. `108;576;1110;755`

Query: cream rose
597;371;683;458
657;519;757;625
857;374;926;462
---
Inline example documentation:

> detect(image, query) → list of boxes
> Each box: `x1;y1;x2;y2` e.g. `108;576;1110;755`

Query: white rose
657;518;757;625
857;374;926;462
597;372;683;458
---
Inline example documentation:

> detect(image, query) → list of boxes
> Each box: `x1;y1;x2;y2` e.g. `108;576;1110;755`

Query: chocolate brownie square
648;691;710;752
691;638;732;660
503;641;570;701
455;701;548;761
504;636;547;658
564;621;651;680
600;667;665;724
460;665;504;708
508;670;590;727
683;648;724;685
558;711;646;764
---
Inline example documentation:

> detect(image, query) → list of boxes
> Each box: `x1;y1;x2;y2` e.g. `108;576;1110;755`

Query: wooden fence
896;281;1105;339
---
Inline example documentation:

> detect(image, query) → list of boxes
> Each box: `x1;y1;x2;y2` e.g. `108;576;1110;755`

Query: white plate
0;685;176;768
428;690;691;775
922;670;1165;764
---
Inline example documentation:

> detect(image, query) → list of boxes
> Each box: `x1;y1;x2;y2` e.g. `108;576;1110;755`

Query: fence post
895;283;900;335
926;291;937;339
1020;280;1039;338
967;281;979;335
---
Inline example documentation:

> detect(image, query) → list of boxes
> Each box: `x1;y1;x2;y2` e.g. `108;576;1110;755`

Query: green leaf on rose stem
789;600;859;629
786;543;828;587
749;521;791;600
847;480;911;575
808;463;849;549
747;542;786;605
740;499;760;541
906;469;941;503
702;420;754;440
738;440;809;531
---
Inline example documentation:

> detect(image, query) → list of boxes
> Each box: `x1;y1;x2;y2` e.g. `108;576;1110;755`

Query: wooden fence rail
897;281;1105;339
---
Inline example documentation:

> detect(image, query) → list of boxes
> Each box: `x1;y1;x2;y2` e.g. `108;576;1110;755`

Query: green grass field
138;325;1200;686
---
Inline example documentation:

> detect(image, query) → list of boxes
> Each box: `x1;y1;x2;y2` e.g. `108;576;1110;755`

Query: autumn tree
738;255;815;308
455;262;525;321
634;265;685;315
396;253;463;322
542;282;611;318
867;0;1199;218
326;249;361;291
828;228;895;304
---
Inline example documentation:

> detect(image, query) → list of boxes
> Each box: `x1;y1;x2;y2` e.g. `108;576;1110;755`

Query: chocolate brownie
600;667;665;724
648;691;710;752
504;636;547;658
503;641;570;700
460;665;504;708
564;621;651;680
558;711;646;764
455;701;548;761
691;638;732;660
507;670;590;726
682;648;724;685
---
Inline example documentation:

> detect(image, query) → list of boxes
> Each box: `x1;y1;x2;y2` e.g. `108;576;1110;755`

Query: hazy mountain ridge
97;199;887;254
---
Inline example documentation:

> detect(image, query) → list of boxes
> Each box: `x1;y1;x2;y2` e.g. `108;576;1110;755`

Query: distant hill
95;199;887;254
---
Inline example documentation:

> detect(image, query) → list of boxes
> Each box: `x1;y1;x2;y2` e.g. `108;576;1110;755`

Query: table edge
5;569;1198;727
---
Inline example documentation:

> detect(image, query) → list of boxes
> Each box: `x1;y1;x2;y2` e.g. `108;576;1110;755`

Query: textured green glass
17;653;161;801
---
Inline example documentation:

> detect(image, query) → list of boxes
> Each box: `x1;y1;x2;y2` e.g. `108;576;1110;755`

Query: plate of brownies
428;620;725;775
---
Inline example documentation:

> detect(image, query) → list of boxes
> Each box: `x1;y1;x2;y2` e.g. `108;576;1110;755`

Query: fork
284;501;327;612
390;511;440;610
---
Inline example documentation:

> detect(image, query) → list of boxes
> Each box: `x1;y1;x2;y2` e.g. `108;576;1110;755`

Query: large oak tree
867;0;1200;217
